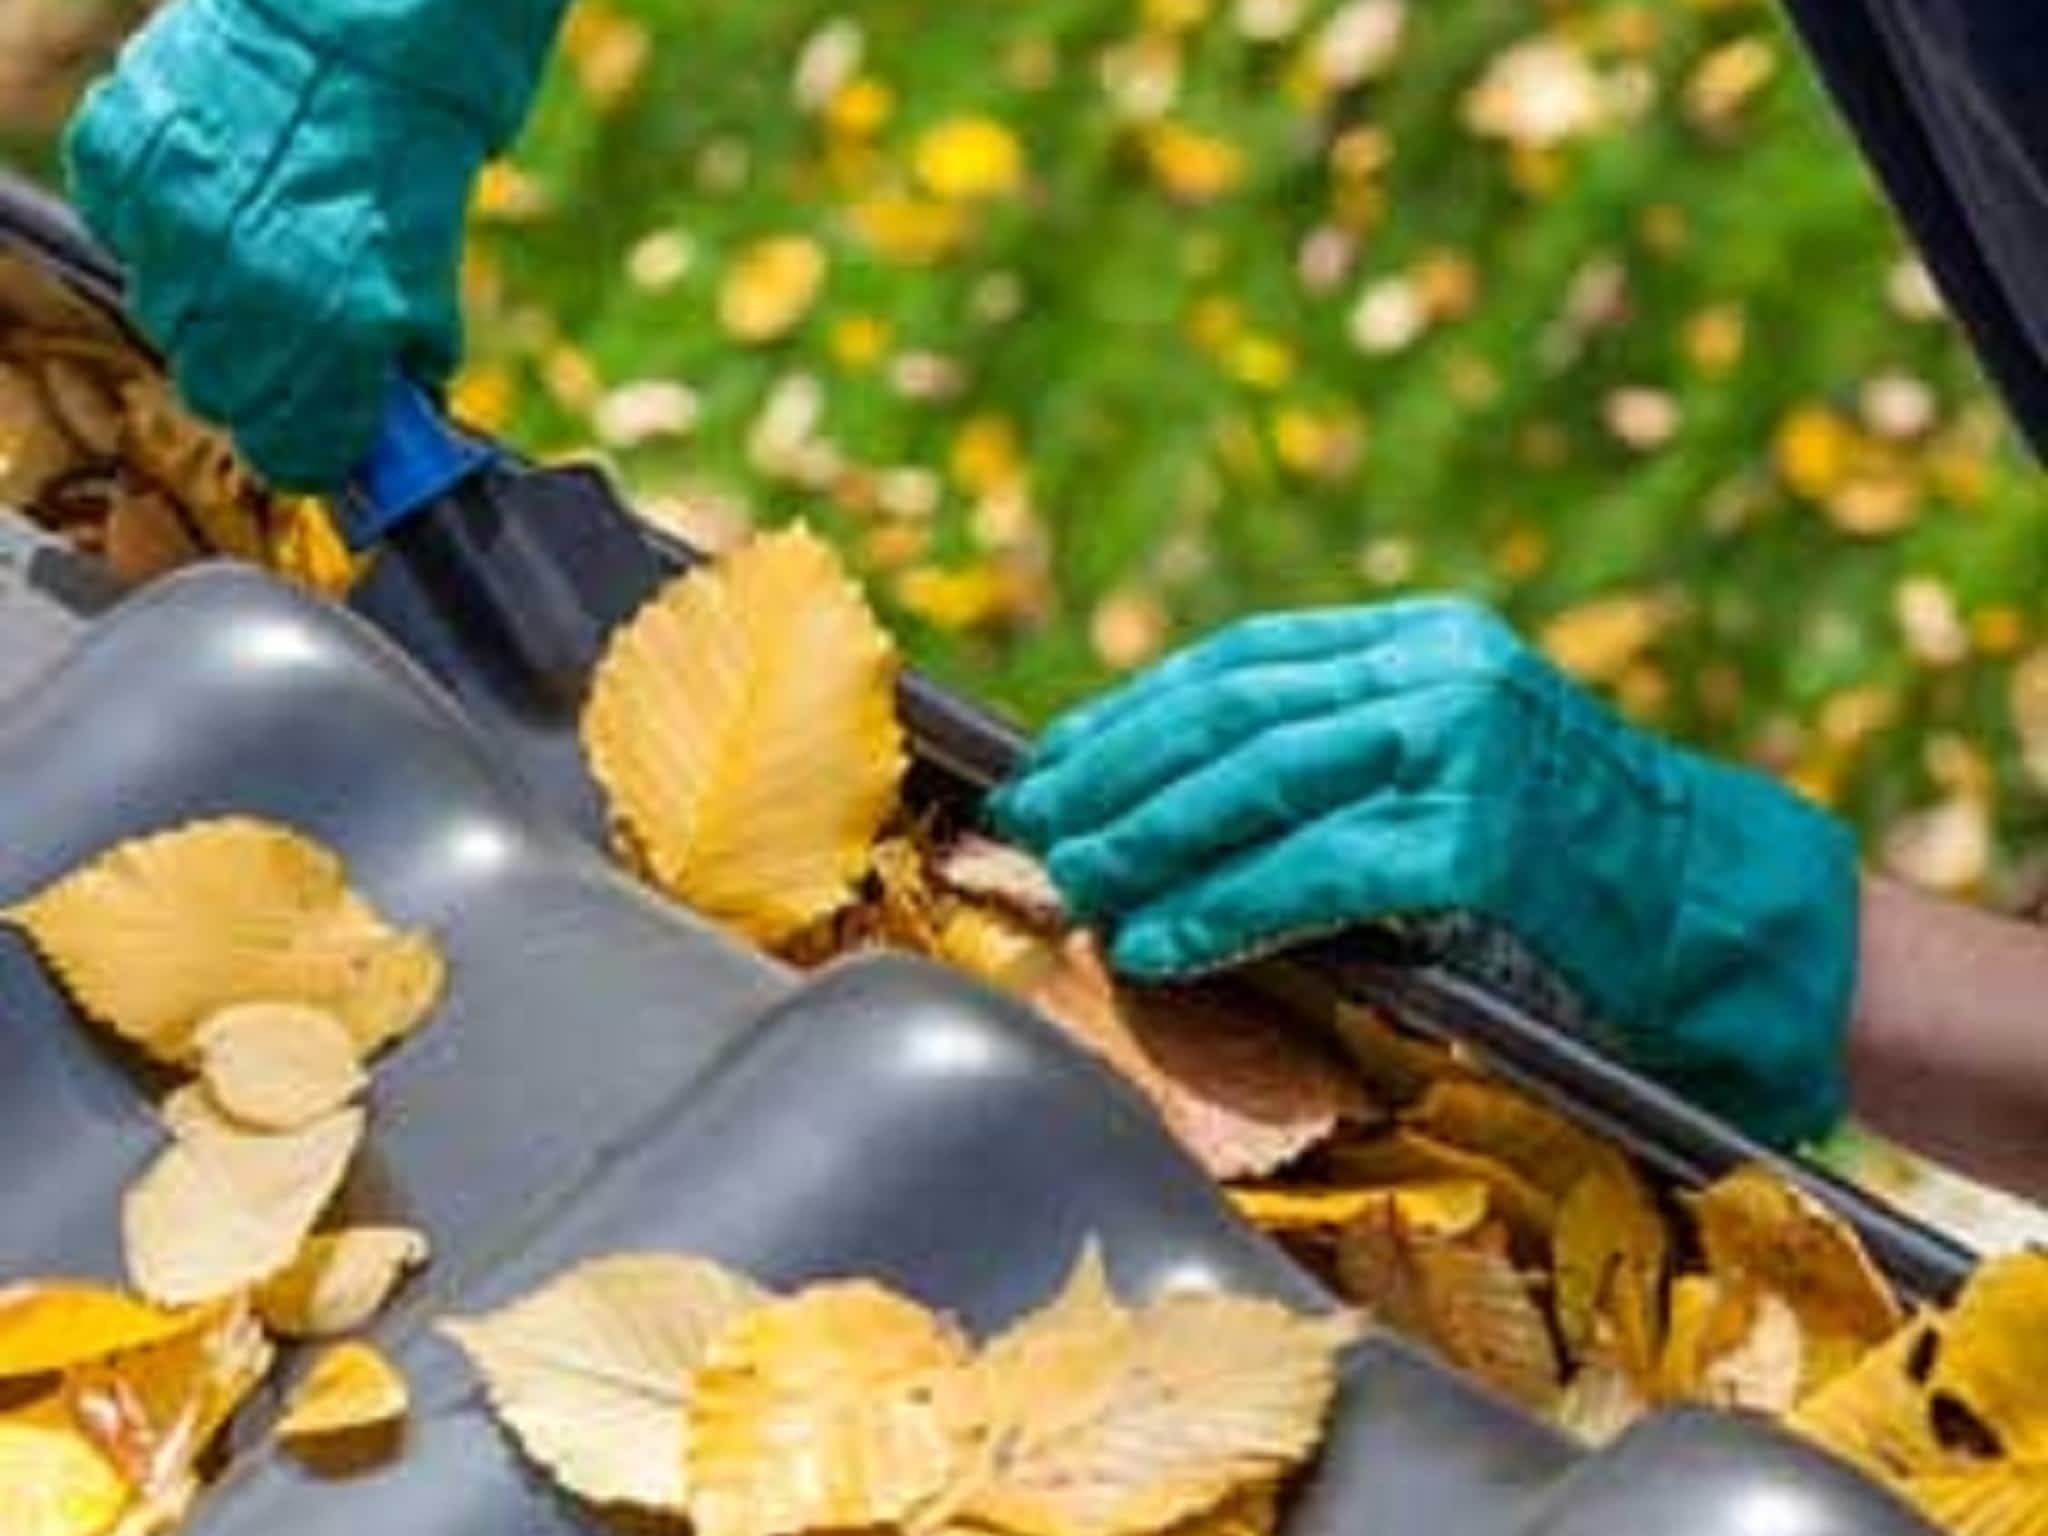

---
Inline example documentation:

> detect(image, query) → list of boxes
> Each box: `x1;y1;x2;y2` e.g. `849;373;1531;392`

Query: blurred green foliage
20;0;2048;894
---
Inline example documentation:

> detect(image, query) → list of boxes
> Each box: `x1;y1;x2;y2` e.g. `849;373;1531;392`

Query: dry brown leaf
1027;937;1363;1180
1331;1005;1471;1109
1788;1318;1948;1484
957;1248;1352;1536
0;1402;133;1536
442;1253;767;1513
122;1108;364;1305
0;1284;196;1378
1552;1159;1666;1378
1336;1208;1560;1413
932;835;1067;930
277;1343;409;1443
1229;1180;1490;1239
1924;1252;2048;1460
194;1002;366;1133
7;819;444;1062
256;1227;431;1339
1688;1166;1902;1394
582;527;905;946
688;1282;971;1536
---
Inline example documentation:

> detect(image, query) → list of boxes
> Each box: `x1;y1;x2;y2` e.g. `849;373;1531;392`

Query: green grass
30;0;2048;892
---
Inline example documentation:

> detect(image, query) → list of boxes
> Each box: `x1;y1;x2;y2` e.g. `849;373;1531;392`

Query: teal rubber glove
63;0;570;490
991;599;1860;1148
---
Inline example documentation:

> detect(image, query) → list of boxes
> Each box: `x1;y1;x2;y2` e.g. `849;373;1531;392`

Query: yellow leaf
441;1254;766;1513
719;238;827;344
156;1082;245;1142
1323;1131;1557;1250
1907;1457;2048;1536
1408;1080;1629;1202
265;497;365;601
1925;1252;2048;1460
7;818;444;1063
277;1342;408;1443
256;1227;430;1339
1699;1289;1806;1416
1229;1180;1490;1239
1552;1159;1667;1378
688;1282;972;1536
582;527;905;946
1336;1208;1560;1413
1556;1356;1651;1448
1162;1483;1282;1536
1687;1166;1902;1392
68;1296;271;1501
0;1284;195;1378
957;1248;1352;1536
934;902;1057;992
914;116;1026;201
0;1411;131;1536
194;1003;366;1133
122;1108;364;1305
1788;1318;1948;1484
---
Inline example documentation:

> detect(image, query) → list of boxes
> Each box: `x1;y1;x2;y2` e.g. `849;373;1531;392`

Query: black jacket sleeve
1785;0;2048;456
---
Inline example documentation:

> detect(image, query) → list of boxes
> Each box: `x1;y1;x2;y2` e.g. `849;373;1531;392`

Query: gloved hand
991;599;1860;1148
64;0;570;490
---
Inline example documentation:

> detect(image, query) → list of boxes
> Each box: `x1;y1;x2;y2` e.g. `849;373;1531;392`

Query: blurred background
4;0;2045;1234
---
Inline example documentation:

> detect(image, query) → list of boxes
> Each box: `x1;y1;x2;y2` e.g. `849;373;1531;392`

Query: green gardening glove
990;599;1860;1148
64;0;571;490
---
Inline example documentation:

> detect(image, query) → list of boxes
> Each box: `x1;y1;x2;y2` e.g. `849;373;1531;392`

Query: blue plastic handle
340;378;497;549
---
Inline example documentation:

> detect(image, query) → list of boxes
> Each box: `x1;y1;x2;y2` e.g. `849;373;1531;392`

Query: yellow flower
896;565;1013;632
472;161;550;222
1540;593;1671;684
950;414;1026;499
1684;305;1748;375
1143;0;1214;32
1227;334;1295;391
829;315;893;372
560;0;650;111
1270;406;1364;482
914;116;1027;201
826;77;896;139
720;237;829;344
847;195;969;265
1773;405;1855;501
1142;121;1246;203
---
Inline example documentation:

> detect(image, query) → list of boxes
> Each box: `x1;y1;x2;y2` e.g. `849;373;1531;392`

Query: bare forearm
1847;876;2048;1201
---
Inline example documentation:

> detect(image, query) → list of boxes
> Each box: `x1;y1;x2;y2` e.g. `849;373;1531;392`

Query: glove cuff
1633;754;1860;1148
239;0;572;150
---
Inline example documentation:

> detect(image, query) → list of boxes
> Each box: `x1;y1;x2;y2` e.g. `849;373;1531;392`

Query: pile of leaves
1;819;443;1530
441;1245;1353;1536
0;249;355;594
577;526;2048;1531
